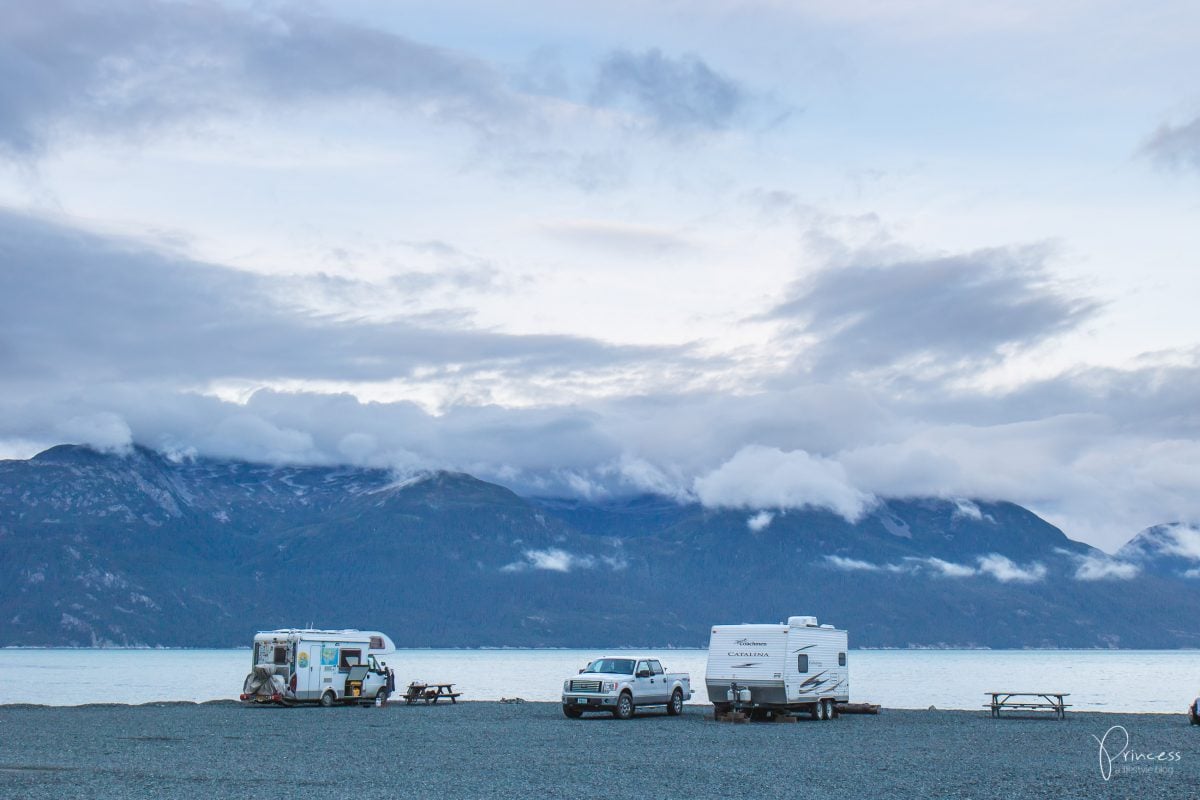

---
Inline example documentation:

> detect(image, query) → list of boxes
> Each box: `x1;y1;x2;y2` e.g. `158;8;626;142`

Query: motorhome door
295;642;324;700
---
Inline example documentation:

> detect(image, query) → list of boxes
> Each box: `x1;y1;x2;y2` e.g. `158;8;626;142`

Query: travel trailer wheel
614;691;635;720
667;689;683;716
563;705;583;719
810;703;821;720
821;699;833;720
320;691;336;708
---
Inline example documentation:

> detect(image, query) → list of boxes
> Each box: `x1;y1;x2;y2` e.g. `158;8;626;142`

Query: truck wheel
320;691;336;708
614;692;635;720
563;705;583;719
667;689;683;716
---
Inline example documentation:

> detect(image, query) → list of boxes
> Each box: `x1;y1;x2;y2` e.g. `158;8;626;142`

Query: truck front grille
569;679;602;692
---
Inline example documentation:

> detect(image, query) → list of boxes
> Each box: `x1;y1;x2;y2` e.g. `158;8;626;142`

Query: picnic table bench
404;682;461;705
985;692;1070;719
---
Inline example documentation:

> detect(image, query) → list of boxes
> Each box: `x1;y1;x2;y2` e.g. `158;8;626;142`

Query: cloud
1143;116;1200;172
976;554;1046;583
1125;523;1200;562
1070;554;1139;581
591;48;747;133
541;220;697;256
693;445;874;522
951;499;987;521
0;208;680;388
825;555;880;571
56;412;133;454
919;557;978;578
746;511;774;532
0;0;526;158
502;548;595;572
825;555;976;576
768;245;1099;377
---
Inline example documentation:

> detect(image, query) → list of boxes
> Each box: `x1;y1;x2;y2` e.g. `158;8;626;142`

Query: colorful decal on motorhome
298;651;309;668
321;646;338;667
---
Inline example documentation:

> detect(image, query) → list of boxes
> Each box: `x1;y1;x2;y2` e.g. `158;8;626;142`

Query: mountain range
1;444;1196;649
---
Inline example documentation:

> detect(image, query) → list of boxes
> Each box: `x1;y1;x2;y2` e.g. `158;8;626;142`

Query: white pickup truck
561;656;694;719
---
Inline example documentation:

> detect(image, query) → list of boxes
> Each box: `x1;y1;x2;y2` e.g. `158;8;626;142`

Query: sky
2;0;1199;551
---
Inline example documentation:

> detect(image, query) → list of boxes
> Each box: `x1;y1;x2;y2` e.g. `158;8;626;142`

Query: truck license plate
576;698;587;705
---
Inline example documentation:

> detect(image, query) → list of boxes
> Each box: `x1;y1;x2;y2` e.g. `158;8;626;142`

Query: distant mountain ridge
1;444;1196;648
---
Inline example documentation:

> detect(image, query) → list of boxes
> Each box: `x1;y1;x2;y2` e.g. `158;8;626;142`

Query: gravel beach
1;701;1195;799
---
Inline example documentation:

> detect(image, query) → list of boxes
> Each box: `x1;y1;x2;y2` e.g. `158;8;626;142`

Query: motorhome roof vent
819;624;834;629
788;615;818;627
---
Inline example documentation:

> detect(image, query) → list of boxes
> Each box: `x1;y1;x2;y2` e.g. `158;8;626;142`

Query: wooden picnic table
985;692;1070;719
404;682;461;705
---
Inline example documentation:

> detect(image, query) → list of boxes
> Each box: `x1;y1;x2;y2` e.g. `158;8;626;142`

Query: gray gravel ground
1;701;1197;799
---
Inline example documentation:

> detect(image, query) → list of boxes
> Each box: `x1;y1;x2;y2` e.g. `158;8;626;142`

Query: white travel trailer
706;616;848;720
241;629;397;707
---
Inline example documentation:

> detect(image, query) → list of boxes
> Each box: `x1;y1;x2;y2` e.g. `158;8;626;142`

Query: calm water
1;649;1197;713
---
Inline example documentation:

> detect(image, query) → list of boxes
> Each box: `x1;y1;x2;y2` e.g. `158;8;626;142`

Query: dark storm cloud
0;208;679;385
768;246;1100;375
1143;116;1200;172
591;48;747;132
0;0;520;157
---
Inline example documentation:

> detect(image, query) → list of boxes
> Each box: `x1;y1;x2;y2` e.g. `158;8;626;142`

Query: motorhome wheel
614;692;634;720
320;691;336;708
667;689;683;716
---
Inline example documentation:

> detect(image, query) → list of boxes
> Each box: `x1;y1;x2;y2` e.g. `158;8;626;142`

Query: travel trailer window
339;649;362;669
273;646;288;666
797;654;809;673
838;652;846;666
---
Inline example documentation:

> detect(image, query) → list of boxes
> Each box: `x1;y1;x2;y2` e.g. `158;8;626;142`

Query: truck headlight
563;680;570;692
602;681;617;692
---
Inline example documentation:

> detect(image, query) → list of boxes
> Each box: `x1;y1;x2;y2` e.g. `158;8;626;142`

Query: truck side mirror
637;670;651;678
578;668;585;674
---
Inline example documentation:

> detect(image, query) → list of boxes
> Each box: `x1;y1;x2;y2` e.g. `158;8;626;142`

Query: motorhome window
369;636;384;650
838;652;846;666
583;659;635;674
339;649;362;669
273;646;288;665
649;661;664;675
797;654;809;673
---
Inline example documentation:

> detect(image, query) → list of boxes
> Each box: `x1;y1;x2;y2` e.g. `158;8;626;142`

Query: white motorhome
706;616;848;720
240;629;397;707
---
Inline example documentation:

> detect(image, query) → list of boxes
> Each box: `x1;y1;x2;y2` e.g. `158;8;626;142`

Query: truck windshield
584;659;635;674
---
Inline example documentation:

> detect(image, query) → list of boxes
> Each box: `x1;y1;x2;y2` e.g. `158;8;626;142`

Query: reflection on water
1;648;1197;712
